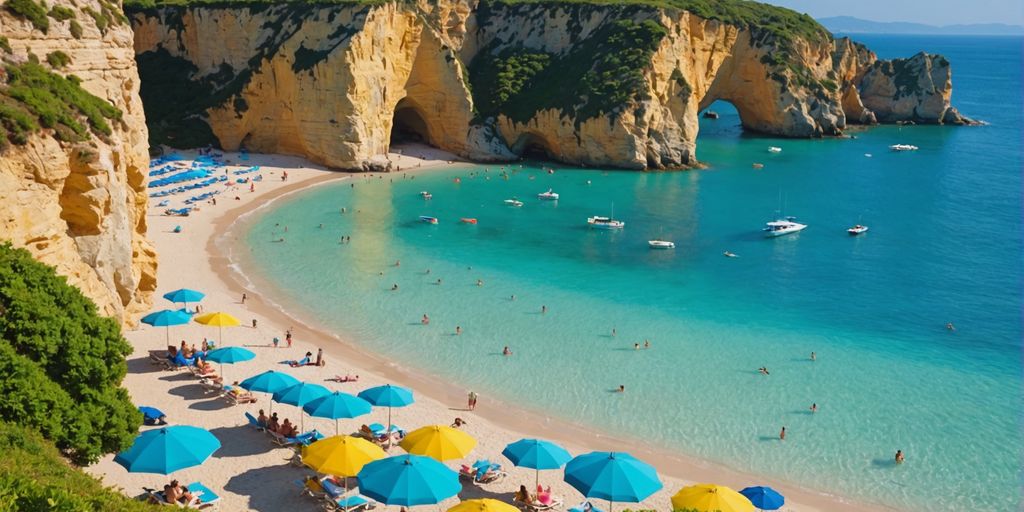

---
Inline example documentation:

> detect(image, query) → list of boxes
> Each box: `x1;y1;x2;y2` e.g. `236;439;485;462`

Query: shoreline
211;155;888;511
90;145;892;511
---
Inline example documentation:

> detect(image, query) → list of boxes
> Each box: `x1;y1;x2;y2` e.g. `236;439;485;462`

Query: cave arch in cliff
509;132;557;161
390;99;434;147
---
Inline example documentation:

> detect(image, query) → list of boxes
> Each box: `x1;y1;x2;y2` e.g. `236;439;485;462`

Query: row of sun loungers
150;175;228;198
294;476;378;511
184;190;221;204
232;166;260;175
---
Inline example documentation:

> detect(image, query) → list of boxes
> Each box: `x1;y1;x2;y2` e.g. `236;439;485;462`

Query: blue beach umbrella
739;486;785;511
303;391;373;435
141;308;192;347
163;288;205;310
356;454;461;506
240;370;299;414
503;438;572;487
114;426;220;474
273;382;330;431
357;384;414;428
564;451;663;512
138;406;166;425
205;346;255;382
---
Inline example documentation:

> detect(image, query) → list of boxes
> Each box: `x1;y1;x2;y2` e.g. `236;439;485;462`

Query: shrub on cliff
0;243;141;465
46;50;71;68
0;421;150;511
4;0;49;32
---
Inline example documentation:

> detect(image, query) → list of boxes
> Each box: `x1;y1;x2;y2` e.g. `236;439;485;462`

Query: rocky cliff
128;0;973;170
1;0;156;324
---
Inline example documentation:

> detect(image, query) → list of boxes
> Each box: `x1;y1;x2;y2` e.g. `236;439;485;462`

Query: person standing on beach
252;318;257;329
286;329;293;348
315;348;324;367
241;293;247;304
780;426;786;441
468;391;478;410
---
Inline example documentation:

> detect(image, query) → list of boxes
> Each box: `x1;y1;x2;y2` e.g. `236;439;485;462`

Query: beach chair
526;496;564;511
325;494;376;511
568;502;604;512
458;462;507;484
244;412;265;431
198;378;223;394
186;482;221;509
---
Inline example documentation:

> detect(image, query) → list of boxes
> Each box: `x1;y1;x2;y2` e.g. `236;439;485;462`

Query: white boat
588;216;625;229
768;146;782;153
504;198;523;207
419;191;432;199
847;224;869;235
537;189;559;200
889;144;919;151
419;216;438;225
763;218;807;237
648;239;675;249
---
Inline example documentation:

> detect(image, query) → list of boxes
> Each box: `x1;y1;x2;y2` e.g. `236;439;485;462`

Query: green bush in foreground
0;243;141;465
4;0;50;32
0;421;150;511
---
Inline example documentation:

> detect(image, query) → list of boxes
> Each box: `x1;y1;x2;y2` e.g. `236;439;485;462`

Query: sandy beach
86;143;883;512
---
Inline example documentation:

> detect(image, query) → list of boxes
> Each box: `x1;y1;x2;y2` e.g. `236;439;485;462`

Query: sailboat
763;192;806;237
588;203;624;229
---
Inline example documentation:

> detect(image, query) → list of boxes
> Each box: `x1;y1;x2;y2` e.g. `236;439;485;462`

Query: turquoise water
242;36;1021;511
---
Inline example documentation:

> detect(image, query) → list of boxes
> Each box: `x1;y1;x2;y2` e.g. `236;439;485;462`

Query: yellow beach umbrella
302;435;386;477
193;311;240;346
448;499;519;512
399;425;476;461
671;484;755;512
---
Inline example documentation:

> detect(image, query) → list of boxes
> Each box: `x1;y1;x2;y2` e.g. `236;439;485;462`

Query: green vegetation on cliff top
0;243;142;466
0;421;150;511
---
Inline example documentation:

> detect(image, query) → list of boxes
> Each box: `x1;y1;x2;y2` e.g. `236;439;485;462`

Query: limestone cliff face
0;0;157;325
129;0;972;170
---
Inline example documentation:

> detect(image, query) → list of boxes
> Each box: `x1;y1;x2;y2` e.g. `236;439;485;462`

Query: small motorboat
752;163;764;169
763;218;807;237
703;111;719;119
768;146;782;153
723;251;739;258
419;216;438;225
504;199;524;207
648;239;675;249
889;144;919;151
588;216;625;229
847;224;869;235
419;191;432;199
537;189;559;200
460;217;478;224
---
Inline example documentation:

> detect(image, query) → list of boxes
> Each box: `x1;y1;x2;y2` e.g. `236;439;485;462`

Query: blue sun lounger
187;482;221;509
330;494;376;511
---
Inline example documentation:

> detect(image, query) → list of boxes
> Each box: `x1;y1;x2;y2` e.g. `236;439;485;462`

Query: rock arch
390;98;434;146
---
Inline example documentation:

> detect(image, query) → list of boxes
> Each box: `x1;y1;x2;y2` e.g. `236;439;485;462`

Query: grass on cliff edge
0;422;150;511
0;61;122;148
120;0;828;43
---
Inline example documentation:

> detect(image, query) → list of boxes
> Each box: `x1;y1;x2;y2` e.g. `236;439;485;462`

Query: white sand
86;144;883;511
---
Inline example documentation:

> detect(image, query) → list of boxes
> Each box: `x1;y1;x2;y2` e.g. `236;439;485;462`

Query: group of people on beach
153;480;201;506
256;410;300;437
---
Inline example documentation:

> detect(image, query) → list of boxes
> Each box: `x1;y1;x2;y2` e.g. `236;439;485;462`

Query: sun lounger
458;462;507;484
143;483;219;509
186;482;221;509
568;502;604;512
198;378;223;394
524;496;564;511
244;412;266;431
326;493;376;511
270;429;323;447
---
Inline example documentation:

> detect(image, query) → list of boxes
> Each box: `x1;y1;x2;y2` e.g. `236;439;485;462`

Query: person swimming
895;449;905;464
634;343;640;350
421;314;429;325
643;339;650;349
502;346;512;356
779;426;786;440
455;326;462;335
759;367;770;375
616;385;625;392
810;403;818;413
391;284;398;291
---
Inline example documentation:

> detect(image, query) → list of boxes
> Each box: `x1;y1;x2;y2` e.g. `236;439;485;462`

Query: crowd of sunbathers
256;410;300;437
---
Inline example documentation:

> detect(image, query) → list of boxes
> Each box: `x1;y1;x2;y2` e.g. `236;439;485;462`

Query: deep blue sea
241;35;1022;511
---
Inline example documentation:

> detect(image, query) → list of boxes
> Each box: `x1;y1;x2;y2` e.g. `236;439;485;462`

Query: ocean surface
241;35;1022;511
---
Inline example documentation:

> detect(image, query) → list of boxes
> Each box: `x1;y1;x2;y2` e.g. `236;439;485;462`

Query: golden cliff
1;0;156;324
128;0;973;170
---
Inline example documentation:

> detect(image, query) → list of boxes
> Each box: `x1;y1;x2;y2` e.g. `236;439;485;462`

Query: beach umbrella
193;311;240;346
738;486;784;511
357;384;414;431
114;426;220;474
141;308;192;347
564;451;663;512
671;484;754;512
138;406;166;425
205;346;255;381
163;288;205;310
356;454;460;506
240;370;299;414
273;382;330;431
399;425;476;462
303;391;373;435
448;499;519;512
303;435;385;478
503;438;572;487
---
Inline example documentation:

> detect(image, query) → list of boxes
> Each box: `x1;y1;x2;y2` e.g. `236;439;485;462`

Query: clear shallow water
242;35;1021;511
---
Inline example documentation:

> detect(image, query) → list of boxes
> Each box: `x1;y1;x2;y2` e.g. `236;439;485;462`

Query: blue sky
762;0;1024;26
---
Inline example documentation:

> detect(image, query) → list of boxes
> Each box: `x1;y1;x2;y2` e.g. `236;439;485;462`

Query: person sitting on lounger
279;419;297;437
257;409;268;428
268;413;280;433
288;352;313;367
303;475;325;495
228;381;258;403
161;484;179;504
514;485;535;505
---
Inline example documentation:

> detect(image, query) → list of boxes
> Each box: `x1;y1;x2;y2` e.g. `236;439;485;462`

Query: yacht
503;199;524;207
537;189;559;200
648;239;675;249
768;146;782;153
889;144;919;151
418;216;439;225
703;111;719;119
847;224;869;235
763;218;806;237
588;216;625;229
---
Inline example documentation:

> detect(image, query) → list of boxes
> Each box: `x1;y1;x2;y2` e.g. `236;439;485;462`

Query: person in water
611;328;617;337
895;450;905;464
421;314;430;325
541;305;547;314
810;351;816;361
759;367;770;375
391;284;399;291
946;322;956;331
616;385;625;393
502;346;512;356
455;326;462;335
810;403;818;413
634;343;640;350
477;279;483;287
643;339;650;349
779;426;786;440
